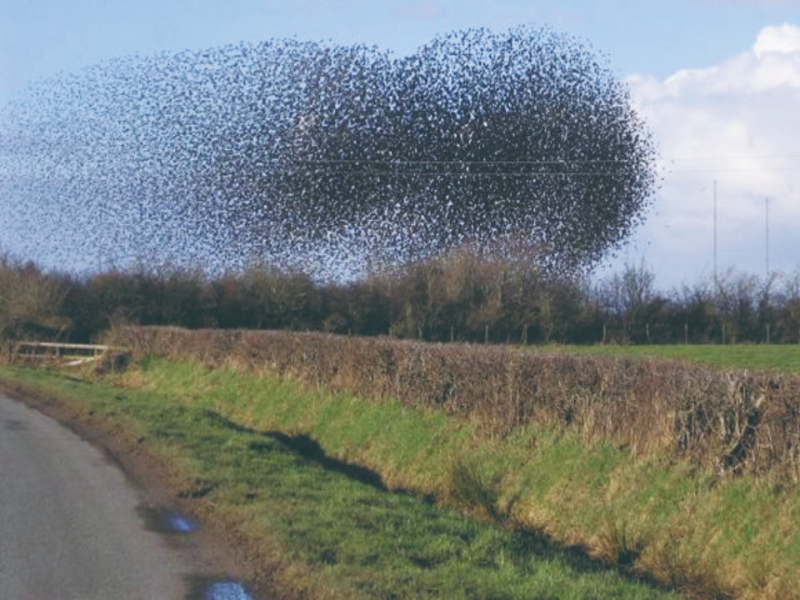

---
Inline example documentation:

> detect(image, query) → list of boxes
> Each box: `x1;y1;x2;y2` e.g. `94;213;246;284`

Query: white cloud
610;23;800;288
754;23;800;56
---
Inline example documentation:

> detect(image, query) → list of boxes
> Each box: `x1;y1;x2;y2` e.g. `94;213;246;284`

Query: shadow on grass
262;431;387;491
197;408;680;598
199;409;424;496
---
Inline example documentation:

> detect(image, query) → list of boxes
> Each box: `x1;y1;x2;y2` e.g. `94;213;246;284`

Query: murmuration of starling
0;26;658;280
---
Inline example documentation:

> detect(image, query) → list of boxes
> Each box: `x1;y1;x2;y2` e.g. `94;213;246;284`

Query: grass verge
114;357;800;599
0;362;677;600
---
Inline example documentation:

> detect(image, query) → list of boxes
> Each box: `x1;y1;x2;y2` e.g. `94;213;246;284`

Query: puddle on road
137;505;198;535
167;512;198;533
205;581;255;600
138;507;257;599
187;577;256;600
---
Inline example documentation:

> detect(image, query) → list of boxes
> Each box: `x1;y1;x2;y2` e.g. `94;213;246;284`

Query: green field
530;343;800;375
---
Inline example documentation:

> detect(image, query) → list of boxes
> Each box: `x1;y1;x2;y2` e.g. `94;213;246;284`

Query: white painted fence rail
14;342;124;366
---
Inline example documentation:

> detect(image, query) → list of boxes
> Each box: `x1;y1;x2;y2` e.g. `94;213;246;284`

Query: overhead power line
271;170;636;178
264;158;642;165
667;166;799;174
668;153;800;161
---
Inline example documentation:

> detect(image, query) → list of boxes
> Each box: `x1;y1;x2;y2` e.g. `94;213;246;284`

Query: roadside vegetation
4;247;800;598
0;363;677;600
110;326;800;598
5;325;798;597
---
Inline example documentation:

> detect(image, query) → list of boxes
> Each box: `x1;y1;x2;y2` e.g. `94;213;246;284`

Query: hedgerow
113;326;800;482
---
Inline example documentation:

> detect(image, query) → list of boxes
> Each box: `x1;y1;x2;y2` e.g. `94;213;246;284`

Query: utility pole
713;181;717;287
765;197;770;277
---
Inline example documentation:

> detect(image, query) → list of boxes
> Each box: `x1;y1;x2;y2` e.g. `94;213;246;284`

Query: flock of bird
0;26;657;279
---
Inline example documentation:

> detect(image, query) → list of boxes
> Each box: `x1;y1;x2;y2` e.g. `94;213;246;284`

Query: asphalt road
0;393;212;600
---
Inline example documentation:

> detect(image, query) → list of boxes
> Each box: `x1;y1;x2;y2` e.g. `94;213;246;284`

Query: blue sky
2;0;798;98
3;0;799;95
1;0;799;288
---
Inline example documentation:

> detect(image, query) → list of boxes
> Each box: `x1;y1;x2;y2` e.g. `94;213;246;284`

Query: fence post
646;323;651;344
767;324;771;344
522;324;528;345
684;323;688;345
722;323;726;345
602;323;606;345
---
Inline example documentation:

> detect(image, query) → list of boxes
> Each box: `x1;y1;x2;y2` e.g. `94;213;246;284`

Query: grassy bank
112;358;800;599
532;344;800;375
0;363;677;600
73;325;800;598
114;327;800;483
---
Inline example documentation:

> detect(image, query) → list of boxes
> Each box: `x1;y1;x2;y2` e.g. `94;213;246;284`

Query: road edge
0;373;294;600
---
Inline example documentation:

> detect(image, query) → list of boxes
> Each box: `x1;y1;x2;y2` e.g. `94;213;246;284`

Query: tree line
2;249;798;346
